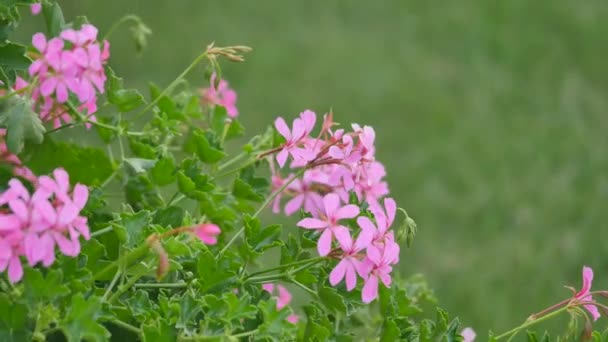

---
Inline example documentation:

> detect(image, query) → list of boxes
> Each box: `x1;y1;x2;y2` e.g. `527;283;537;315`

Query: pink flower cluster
0;169;89;283
23;24;109;128
270;110;398;303
200;73;239;118
262;283;299;324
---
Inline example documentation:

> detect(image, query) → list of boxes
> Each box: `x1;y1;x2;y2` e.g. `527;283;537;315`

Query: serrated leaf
150;157;175;185
61;294;110;342
191;129;225;164
142;319;177;342
105;67;145;112
117;210;151;247
318;285;347;315
125;157;156;173
22;268;70;303
153;206;185;228
0;96;45;154
381;318;401;341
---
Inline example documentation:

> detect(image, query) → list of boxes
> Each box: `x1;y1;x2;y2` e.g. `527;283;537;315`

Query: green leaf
244;215;281;253
118;210;152;247
23;138;113;186
125;290;157;321
61;294;110;342
318;285;347;315
22;268;70;303
129;137;157;158
225;119;245;140
211;105;227;135
153;206;185;228
0;294;28;342
191;129;225;164
150;157;175;185
381;318;401;341
257;299;292;338
42;1;66;36
105;67;145;112
0;96;45;154
176;292;202;330
142;319;177;342
176;171;196;194
0;41;30;72
233;165;269;202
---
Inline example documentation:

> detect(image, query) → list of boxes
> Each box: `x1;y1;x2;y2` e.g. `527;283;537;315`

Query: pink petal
329;260;346;286
30;3;42;15
366;245;382;265
585;303;601;321
8;199;28;221
322;193;340;218
58;202;79;226
262;283;274;293
286;314;299;324
274;117;291;140
297;218;327;230
362;275;379;303
284;195;304;216
317;229;333;256
72;184;89;209
291;118;305;141
0;214;22;231
461;328;476;342
277;285;292;310
345;264;358;291
32;33;46;52
335;204;360;220
276;149;289;168
55;82;68;103
579;266;593;296
384;197;397;227
332;226;352;251
7;256;23;283
54;232;78;256
40;77;58;97
0;239;12;260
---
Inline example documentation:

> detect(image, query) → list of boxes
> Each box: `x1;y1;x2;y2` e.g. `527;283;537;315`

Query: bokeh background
23;0;608;335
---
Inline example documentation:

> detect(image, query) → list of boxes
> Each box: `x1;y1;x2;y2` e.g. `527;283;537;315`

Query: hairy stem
495;306;568;340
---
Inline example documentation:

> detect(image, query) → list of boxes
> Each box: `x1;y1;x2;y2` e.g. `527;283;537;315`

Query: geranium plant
0;1;607;341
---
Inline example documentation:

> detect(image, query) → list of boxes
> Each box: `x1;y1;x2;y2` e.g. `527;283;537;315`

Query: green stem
133;282;188;289
231;329;258;338
495;306;568;340
134;50;210;120
66;101;143;136
246;274;288;284
102;270;122;301
93;244;150;281
216;169;305;259
216;151;248;171
108;268;149;303
108;319;141;336
246;257;326;278
290;279;317;296
91;226;114;238
104;15;142;40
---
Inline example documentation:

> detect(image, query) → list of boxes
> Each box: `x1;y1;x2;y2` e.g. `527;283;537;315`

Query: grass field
29;0;608;334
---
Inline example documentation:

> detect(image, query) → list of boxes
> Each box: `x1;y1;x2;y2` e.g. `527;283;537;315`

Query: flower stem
108;268;149;303
103;15;142;40
134;50;209;120
495;306;568;340
216;168;305;259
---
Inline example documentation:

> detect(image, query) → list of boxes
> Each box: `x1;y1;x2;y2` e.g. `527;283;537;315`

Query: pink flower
26;26;109;129
192;223;221;245
30;3;42;15
274;111;317;168
286;314;299;324
573;266;601;321
201;73;239;118
359;240;400;303
283;172;324;217
297;193;359;256
0;169;90;283
262;283;274;293
329;225;373;291
357;197;396;248
276;285;292;310
461;327;476;342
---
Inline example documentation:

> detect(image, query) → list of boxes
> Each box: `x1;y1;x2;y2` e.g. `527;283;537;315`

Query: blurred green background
25;0;608;335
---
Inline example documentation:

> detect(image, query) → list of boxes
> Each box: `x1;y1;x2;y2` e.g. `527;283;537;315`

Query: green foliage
0;96;44;153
